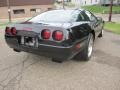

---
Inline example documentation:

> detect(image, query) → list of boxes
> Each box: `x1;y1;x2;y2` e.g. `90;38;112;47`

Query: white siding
100;0;119;5
71;0;82;5
71;0;120;6
71;0;100;6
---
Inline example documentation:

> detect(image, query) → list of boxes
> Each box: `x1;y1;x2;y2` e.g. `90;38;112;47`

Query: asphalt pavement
0;29;120;90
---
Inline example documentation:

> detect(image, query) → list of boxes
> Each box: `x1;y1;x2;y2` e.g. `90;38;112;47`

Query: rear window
29;10;75;23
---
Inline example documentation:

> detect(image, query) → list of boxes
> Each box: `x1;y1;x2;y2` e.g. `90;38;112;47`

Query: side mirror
97;17;102;21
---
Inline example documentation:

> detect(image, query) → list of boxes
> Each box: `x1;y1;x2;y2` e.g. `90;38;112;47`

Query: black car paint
5;9;104;60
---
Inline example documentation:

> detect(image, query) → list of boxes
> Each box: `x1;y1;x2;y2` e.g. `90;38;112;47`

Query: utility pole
6;0;12;23
108;0;113;22
62;0;65;9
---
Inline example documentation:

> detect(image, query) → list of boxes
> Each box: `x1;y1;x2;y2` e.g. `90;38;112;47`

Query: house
71;0;120;6
0;0;54;19
100;0;120;6
71;0;100;6
56;0;71;3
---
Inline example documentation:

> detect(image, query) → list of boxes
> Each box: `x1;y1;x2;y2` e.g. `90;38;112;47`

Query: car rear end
5;23;81;60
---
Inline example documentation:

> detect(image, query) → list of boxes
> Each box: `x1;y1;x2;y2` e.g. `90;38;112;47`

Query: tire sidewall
84;33;94;60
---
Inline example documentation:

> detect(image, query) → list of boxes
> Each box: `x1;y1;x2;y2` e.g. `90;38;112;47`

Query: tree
108;0;113;22
62;0;65;9
6;0;12;23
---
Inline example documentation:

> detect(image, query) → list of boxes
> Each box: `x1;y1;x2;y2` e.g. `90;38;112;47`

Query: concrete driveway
0;29;120;90
95;14;120;23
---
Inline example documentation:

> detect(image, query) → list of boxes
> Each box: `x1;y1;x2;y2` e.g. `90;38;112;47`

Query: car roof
44;9;85;17
48;8;84;13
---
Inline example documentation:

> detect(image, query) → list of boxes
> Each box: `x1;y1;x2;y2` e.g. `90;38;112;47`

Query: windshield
29;10;75;23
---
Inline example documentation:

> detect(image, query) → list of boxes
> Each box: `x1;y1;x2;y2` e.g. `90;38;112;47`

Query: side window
81;11;90;21
76;13;85;21
85;11;97;21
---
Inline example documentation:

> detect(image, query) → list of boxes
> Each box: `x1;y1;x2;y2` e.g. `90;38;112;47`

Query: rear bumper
5;36;83;60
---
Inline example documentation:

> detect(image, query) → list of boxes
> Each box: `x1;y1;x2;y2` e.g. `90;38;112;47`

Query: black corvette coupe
5;9;104;62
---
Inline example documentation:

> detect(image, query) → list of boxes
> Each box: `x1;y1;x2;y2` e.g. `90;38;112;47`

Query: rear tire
52;58;63;63
13;49;21;52
74;33;94;61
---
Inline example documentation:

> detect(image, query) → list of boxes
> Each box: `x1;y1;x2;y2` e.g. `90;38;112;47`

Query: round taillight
11;27;17;35
5;27;11;34
41;29;51;39
53;31;63;41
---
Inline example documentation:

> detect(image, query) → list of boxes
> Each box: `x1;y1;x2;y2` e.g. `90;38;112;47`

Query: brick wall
0;5;54;19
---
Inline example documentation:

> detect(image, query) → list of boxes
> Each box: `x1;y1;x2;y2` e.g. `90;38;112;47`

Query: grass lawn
82;5;120;13
104;22;120;34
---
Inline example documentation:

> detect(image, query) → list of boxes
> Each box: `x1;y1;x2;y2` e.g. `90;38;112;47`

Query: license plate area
21;36;38;47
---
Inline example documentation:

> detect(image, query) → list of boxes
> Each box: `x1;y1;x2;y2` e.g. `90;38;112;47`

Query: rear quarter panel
70;22;91;41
